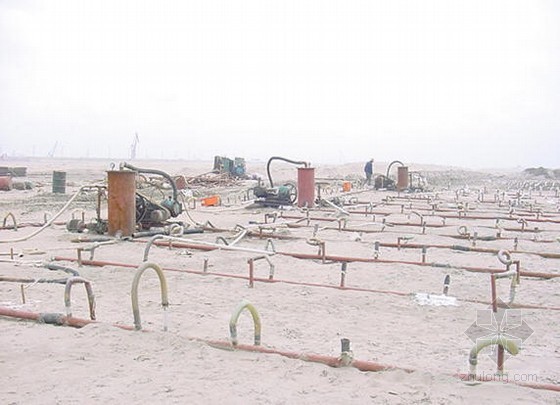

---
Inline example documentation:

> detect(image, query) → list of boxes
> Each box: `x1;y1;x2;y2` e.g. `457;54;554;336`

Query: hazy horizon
2;1;559;169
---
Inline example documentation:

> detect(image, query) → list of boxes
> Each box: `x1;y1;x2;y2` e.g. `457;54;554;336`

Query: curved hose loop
120;162;179;204
265;156;308;188
468;335;519;378
0;186;90;244
64;277;96;320
2;212;17;231
215;236;229;246
410;211;424;225
229;299;261;346
143;234;166;262
457;225;470;237
497;250;513;266
385;160;404;179
306;237;323;247
131;262;169;331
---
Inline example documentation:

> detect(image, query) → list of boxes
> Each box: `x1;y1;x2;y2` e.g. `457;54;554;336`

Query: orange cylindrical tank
342;181;352;192
397;166;409;191
0;176;12;191
107;170;137;237
297;167;315;208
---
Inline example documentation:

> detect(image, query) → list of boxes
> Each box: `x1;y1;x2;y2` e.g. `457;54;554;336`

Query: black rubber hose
121;162;179;202
386;160;404;179
266;156;308;188
46;263;80;277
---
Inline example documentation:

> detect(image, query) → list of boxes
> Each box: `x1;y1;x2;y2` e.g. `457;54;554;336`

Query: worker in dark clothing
364;159;374;186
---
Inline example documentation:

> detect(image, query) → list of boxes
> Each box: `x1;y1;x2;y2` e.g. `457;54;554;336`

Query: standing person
364;158;374;186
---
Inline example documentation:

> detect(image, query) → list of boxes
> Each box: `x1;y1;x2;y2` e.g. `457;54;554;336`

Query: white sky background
1;0;559;168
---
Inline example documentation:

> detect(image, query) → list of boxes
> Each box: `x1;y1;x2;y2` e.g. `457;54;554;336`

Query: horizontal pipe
342;209;560;225
0;276;67;284
285;222;558;243
51;257;560;311
377;242;560;260
203;338;408;372
0;306;133;330
280;253;558;279
281;214;554;233
150;238;274;257
74;235;560;279
1;306;557;392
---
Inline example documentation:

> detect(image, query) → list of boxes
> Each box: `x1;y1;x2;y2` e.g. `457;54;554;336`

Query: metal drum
52;171;66;193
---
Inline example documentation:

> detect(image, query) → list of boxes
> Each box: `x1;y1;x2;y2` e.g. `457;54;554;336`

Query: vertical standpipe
297;167;315;208
107;170;136;237
397;166;409;191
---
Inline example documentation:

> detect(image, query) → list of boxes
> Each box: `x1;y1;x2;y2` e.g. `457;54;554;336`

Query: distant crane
130;133;139;159
47;141;59;158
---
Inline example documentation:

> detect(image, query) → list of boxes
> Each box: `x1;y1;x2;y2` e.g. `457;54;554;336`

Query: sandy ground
0;157;559;404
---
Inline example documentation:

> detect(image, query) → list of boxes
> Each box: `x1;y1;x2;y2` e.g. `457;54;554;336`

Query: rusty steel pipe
134;239;560;279
286;221;558;243
144;236;274;262
1;305;558;392
376;241;560;260
203;338;407;372
52;256;560;311
489;274;504;373
0;306;133;330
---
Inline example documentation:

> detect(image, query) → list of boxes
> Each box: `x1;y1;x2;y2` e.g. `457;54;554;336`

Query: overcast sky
1;0;559;168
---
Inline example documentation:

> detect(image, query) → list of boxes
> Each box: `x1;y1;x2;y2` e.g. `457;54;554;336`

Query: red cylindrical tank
397;166;409;191
107;170;136;237
0;176;12;191
297;167;315;208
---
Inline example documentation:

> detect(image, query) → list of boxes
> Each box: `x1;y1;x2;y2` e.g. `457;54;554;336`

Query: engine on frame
252;182;297;207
